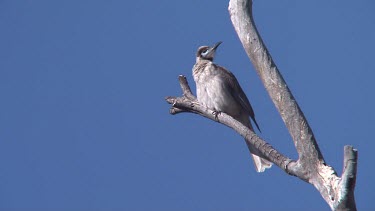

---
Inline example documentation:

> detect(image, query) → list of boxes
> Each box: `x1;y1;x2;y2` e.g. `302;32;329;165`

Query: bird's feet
212;110;221;121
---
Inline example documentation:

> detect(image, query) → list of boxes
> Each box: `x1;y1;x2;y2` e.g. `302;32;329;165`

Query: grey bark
165;0;358;210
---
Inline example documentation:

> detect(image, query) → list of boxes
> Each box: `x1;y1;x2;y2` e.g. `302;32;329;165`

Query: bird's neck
193;59;208;76
196;57;213;63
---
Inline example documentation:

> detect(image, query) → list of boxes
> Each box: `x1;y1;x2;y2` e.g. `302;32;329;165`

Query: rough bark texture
165;1;358;210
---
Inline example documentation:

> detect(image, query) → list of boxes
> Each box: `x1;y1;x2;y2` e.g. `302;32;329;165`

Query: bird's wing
215;64;261;132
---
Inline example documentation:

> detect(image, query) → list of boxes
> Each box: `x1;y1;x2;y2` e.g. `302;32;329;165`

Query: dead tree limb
166;76;295;172
228;0;357;210
165;0;358;210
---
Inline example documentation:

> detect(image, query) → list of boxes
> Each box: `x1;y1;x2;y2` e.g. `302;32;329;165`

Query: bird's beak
205;41;222;58
212;41;222;51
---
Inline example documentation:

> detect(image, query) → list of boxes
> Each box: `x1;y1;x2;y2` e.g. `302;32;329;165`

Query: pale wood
165;1;358;210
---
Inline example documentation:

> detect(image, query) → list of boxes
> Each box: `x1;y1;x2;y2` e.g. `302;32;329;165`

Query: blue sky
0;1;374;210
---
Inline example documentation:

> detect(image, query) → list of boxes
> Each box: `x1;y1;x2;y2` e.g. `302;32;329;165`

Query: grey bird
192;42;272;172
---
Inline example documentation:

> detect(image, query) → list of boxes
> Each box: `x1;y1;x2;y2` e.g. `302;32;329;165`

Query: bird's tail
245;140;273;172
241;117;273;172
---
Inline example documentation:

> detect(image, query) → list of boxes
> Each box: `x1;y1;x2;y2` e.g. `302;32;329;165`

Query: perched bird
192;42;272;172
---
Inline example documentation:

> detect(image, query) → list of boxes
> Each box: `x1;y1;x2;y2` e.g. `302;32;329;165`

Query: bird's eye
201;49;209;56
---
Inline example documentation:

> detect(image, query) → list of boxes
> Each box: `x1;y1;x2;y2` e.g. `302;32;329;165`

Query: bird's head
196;41;222;61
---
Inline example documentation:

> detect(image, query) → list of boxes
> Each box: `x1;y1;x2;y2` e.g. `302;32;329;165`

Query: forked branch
228;0;357;210
165;0;358;210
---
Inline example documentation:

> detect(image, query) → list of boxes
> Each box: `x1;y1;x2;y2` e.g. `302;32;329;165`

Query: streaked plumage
192;42;272;172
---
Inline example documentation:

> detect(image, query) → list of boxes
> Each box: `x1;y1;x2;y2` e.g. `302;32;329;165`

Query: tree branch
227;0;357;210
166;76;296;174
164;1;357;210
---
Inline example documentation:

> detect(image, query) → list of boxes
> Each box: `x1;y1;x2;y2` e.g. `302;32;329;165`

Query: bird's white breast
194;63;241;115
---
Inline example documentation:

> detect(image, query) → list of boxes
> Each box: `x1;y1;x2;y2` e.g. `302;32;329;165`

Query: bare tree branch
227;0;357;210
166;76;295;173
164;1;357;210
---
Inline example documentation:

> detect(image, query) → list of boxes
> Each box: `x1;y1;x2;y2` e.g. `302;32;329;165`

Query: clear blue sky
1;1;374;210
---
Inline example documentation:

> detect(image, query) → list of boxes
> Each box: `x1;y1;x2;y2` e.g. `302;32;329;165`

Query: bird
192;41;272;172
